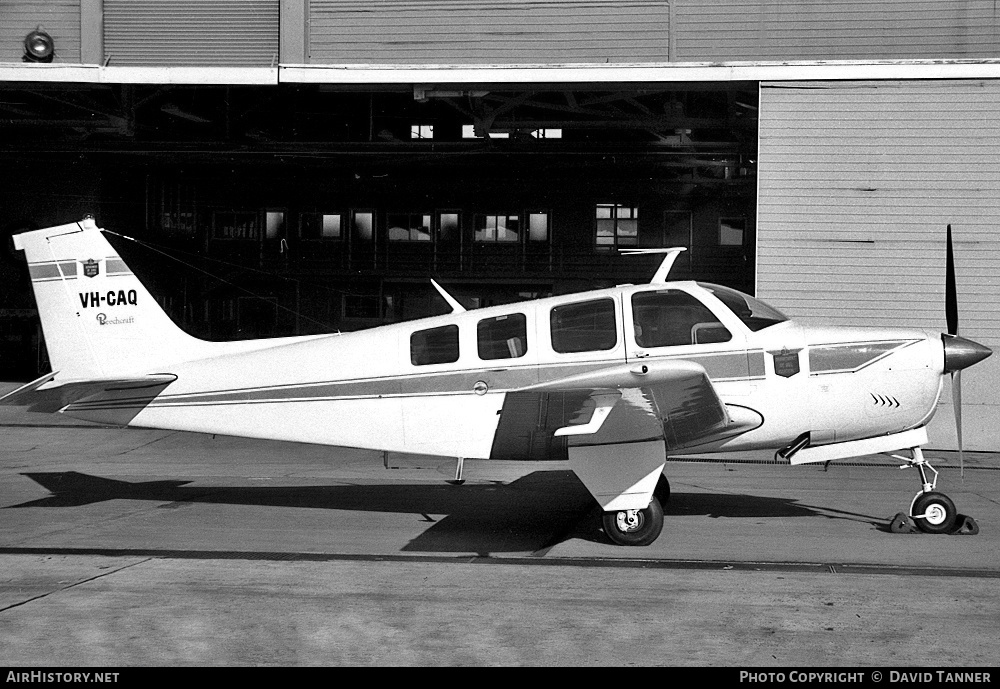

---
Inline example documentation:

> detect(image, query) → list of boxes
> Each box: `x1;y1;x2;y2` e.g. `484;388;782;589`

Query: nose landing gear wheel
602;497;664;546
911;491;957;534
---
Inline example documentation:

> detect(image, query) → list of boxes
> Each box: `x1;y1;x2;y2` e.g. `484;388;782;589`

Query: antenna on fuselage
430;279;467;313
620;247;687;284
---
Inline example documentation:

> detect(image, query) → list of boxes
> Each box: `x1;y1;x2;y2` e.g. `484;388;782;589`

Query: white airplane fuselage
66;282;945;462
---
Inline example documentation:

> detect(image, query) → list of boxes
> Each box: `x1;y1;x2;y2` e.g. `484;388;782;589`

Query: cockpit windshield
698;283;788;332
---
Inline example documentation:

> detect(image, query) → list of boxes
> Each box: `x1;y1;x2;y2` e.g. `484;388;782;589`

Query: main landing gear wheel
911;491;958;535
602;497;664;546
654;475;671;505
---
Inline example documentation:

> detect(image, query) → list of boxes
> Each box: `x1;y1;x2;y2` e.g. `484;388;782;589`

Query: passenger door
622;286;753;396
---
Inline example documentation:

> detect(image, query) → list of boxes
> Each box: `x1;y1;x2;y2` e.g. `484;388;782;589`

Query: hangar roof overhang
3;59;1000;86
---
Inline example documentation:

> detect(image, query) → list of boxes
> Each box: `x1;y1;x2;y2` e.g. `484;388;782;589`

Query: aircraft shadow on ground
11;470;869;553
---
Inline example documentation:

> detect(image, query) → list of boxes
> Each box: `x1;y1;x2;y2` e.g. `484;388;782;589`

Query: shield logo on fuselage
82;259;100;278
769;348;802;378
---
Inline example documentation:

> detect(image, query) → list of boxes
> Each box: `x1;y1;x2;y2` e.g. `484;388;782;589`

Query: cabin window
699;283;787;332
411;325;460;366
550;299;618;353
477;314;528;360
632;290;732;347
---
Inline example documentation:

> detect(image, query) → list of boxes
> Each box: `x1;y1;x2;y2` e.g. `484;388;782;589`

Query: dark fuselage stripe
135;350;763;408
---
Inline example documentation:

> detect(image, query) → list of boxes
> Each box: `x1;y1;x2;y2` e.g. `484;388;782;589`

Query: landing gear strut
894;447;959;534
602;496;664;546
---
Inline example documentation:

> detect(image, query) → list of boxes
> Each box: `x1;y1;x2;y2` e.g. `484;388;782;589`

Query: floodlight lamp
23;29;54;63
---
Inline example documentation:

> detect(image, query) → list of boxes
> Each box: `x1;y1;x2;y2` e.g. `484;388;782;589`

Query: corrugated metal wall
1;1;81;63
756;80;1000;450
302;0;999;65
103;0;279;66
674;0;1000;61
306;0;672;64
3;1;998;67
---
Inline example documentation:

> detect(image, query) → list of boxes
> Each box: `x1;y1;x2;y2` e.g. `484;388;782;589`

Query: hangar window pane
155;181;197;235
719;217;745;246
475;215;520;243
301;213;343;240
462;124;509;139
632;290;732;347
344;294;381;320
213;211;259;240
551;299;618;353
353;211;374;243
411;125;434;139
265;211;286;239
478;313;528;360
388;213;432;242
659;210;693;250
528;212;549;242
411;325;460;366
438;212;460;242
595;204;638;249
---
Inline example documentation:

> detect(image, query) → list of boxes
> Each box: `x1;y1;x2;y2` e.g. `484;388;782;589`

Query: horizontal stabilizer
1;373;177;423
0;372;58;406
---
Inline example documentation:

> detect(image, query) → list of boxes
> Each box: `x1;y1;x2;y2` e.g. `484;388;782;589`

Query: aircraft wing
490;360;760;460
0;372;177;424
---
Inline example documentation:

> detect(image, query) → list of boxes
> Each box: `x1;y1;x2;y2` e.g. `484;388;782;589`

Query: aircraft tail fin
14;217;214;380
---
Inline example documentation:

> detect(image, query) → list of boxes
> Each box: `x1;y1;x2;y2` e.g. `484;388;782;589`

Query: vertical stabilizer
14;217;214;380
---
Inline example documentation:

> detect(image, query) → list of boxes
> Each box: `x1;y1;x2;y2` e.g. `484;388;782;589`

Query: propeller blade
952;370;964;479
946;224;959;336
946;224;963;477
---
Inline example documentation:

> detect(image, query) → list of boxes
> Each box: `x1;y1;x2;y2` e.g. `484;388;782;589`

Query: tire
654;475;671;505
602;497;664;546
911;491;958;535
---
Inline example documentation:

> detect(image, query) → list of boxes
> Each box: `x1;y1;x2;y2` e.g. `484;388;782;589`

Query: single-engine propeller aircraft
3;217;992;545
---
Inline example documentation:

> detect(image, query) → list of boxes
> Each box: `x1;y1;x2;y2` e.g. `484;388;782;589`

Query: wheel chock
952;514;980;536
890;512;920;534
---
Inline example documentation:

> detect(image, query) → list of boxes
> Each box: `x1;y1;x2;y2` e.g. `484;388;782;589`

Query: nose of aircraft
943;334;993;373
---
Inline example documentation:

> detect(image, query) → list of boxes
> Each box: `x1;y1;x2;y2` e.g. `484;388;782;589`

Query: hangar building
1;0;997;449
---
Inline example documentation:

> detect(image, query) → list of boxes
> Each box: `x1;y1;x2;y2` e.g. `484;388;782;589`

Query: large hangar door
756;80;1000;451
